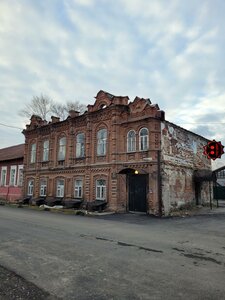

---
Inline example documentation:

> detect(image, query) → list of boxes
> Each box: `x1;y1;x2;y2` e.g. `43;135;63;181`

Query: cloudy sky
0;0;225;169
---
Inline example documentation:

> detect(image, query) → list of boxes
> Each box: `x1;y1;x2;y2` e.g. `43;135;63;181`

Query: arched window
43;140;49;161
76;133;85;158
139;128;149;151
28;179;34;196
40;178;47;197
58;137;66;161
56;178;64;197
97;128;107;156
74;179;83;198
127;130;136;152
30;143;36;163
96;179;106;200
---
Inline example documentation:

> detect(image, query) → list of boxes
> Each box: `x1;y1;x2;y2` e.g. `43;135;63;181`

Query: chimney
69;110;79;118
51;116;60;123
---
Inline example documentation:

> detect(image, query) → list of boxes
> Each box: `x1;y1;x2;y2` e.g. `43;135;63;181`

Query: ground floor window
40;178;47;197
28;179;34;196
96;179;106;200
1;167;7;186
9;166;17;186
74;179;83;198
56;179;64;197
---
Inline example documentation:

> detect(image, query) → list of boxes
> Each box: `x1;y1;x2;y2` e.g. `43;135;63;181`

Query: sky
0;0;225;169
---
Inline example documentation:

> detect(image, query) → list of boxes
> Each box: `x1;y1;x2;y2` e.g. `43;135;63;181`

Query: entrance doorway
128;174;147;212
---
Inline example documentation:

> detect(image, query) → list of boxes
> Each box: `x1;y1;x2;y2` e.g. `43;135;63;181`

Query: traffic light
203;140;224;160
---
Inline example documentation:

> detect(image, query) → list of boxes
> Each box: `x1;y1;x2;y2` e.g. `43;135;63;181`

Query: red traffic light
203;140;224;160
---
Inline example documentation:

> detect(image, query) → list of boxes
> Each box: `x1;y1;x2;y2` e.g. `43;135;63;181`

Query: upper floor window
28;179;34;196
96;179;106;200
0;167;7;186
56;179;64;197
40;178;47;197
76;133;85;158
9;166;17;186
43;140;49;161
127;130;136;152
58;137;66;161
17;165;23;186
97;128;107;156
139;128;149;151
74;179;83;198
30;143;36;163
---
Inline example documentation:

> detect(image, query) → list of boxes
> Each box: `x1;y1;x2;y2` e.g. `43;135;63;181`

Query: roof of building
212;165;225;173
165;120;211;142
0;144;24;162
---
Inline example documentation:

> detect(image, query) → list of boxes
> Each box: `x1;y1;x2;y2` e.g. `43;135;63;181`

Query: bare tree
50;101;86;120
19;95;87;121
19;95;53;120
65;101;86;114
50;103;67;120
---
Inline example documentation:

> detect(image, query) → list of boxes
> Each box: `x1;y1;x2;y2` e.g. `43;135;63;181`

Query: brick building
0;144;24;202
22;90;211;215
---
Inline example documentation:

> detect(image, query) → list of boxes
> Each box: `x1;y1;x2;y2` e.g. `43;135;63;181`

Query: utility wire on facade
0;122;24;130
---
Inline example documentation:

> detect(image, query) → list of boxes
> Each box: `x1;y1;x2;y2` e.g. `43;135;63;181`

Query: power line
0;122;24;130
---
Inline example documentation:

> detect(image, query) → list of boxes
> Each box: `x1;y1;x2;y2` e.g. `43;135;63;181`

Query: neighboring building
213;166;225;201
0;144;24;202
22;90;211;215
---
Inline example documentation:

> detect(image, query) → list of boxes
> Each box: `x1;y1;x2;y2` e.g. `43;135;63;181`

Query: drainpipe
157;150;162;216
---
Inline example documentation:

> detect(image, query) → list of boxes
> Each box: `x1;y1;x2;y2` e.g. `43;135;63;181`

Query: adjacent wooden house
0;144;24;202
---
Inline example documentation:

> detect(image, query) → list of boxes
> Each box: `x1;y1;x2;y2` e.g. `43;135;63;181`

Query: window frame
127;130;136;152
40;178;47;197
43;140;49;162
97;128;107;156
56;179;64;198
58;137;66;161
9;165;17;186
28;179;34;196
74;179;83;198
17;165;23;186
139;127;149;151
30;143;36;163
0;166;7;186
96;179;106;200
76;133;85;158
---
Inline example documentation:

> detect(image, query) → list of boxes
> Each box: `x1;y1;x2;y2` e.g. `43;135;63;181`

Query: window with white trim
58;137;66;161
30;143;36;163
96;179;106;200
76;133;85;158
28;179;34;196
17;165;23;186
40;178;47;197
74;179;83;198
56;179;64;197
0;167;7;186
9;165;17;186
139;128;149;151
43;140;49;161
127;130;136;152
97;129;107;156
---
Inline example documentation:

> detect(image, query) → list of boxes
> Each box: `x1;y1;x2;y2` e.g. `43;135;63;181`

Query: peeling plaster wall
161;121;211;215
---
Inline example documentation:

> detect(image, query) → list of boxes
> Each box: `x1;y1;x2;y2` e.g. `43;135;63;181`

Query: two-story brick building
22;90;211;215
0;144;24;202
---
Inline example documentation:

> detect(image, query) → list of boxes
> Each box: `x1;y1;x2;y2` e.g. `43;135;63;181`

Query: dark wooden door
128;174;147;212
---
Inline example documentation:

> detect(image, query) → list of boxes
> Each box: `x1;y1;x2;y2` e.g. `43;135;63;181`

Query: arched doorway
119;168;148;213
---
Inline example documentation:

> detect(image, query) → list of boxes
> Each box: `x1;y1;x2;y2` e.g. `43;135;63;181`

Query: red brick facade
0;144;24;202
22;90;164;214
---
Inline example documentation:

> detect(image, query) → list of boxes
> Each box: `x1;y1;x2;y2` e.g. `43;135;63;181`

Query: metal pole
157;150;162;216
209;180;212;210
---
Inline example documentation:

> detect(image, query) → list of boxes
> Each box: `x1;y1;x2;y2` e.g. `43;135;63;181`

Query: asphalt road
0;206;225;300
